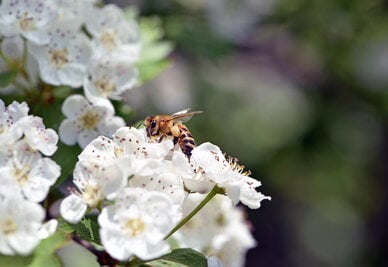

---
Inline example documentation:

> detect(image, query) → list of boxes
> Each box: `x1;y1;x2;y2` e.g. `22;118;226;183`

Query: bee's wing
172;109;191;116
171;109;203;123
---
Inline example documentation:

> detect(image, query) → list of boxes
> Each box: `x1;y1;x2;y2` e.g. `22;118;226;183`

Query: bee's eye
151;120;157;128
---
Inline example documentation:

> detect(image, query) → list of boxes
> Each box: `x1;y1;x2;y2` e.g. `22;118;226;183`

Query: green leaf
52;85;73;99
61;217;101;246
136;16;173;83
0;254;33;267
58;218;76;234
28;253;61;267
140;41;173;63
148;248;207;267
28;231;69;267
34;231;68;255
0;70;18;87
139;17;165;43
137;60;170;84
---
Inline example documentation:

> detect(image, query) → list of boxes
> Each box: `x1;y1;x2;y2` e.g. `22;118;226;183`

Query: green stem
164;185;222;240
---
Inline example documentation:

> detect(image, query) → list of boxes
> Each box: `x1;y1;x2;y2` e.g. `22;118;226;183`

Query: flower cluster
0;99;60;255
0;0;139;94
0;1;271;265
60;126;270;261
176;194;257;267
0;0;140;148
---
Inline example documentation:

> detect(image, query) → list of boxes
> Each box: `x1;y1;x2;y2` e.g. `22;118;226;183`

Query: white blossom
190;142;271;208
77;127;185;205
0;99;29;146
98;187;181;261
85;4;140;61
172;150;214;193
27;21;92;87
176;194;256;267
58;94;125;148
21;116;58;156
0;140;60;203
0;185;45;255
0;0;59;44
0;100;58;155
174;193;228;251
211;230;256;267
60;159;126;224
84;56;138;103
78;127;173;166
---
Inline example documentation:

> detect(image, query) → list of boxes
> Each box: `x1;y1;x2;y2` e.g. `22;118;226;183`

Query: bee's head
145;116;159;137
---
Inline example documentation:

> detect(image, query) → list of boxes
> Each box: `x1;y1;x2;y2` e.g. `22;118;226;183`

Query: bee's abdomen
177;124;196;157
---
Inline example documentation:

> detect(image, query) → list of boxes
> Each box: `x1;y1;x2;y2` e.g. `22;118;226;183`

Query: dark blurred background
113;1;388;266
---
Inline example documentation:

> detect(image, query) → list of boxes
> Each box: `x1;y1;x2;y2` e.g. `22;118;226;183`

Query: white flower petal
100;163;127;199
59;119;79;145
183;178;214;194
60;194;88;224
239;187;271;209
98;116;126;137
135;241;170;261
78;129;99;148
61;94;90;118
58;65;87;88
8;232;41;255
22;116;59;156
22;179;51;203
191;142;225;173
98;207;132;261
38;219;58;239
38;59;61;85
208;255;224;267
224;182;241;206
0;236;14;255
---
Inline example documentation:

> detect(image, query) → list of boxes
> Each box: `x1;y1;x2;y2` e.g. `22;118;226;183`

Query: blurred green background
117;0;388;266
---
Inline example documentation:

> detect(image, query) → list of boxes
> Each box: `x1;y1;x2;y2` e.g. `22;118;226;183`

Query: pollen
12;165;30;185
227;156;251;176
49;48;69;68
1;218;17;236
100;31;117;50
79;111;99;130
93;79;116;96
18;13;36;31
82;184;103;208
124;218;146;237
114;147;124;157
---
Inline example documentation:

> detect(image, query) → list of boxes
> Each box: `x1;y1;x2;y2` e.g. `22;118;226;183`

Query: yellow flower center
49;48;69;68
18;13;36;31
2;218;17;235
79;111;99;130
83;184;103;208
93;79;115;96
124;218;146;237
100;31;117;51
13;165;30;185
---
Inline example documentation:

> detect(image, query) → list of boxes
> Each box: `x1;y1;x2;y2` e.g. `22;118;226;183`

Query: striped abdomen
176;124;196;157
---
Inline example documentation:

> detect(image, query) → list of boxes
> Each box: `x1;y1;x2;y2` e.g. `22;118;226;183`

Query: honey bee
144;109;203;157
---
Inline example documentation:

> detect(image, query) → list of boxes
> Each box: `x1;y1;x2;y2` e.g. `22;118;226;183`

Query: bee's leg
158;134;165;143
173;136;179;145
